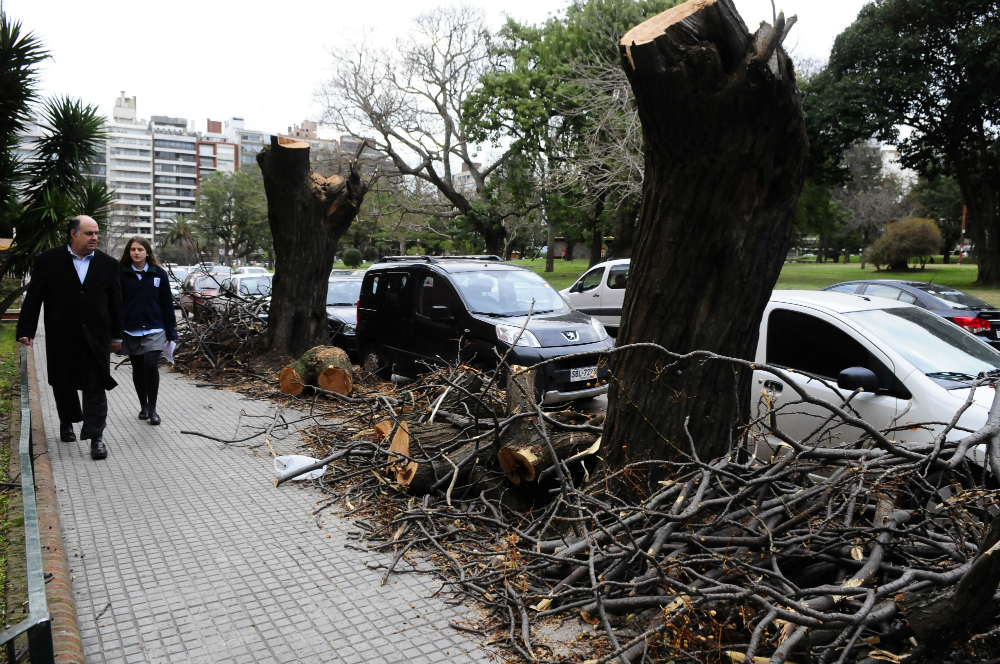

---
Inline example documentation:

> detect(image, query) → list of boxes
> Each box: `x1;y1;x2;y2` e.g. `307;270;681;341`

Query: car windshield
452;269;569;316
170;268;188;282
327;280;362;306
846;307;1000;385
910;284;991;309
238;276;272;295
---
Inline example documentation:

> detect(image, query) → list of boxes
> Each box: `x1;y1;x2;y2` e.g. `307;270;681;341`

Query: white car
234;266;270;276
755;290;996;464
560;258;630;332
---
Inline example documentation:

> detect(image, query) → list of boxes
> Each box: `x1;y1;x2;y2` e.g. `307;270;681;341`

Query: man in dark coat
17;216;124;460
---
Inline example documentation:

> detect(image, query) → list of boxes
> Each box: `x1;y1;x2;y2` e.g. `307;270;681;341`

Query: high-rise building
150;115;198;238
197;119;238;183
106;92;154;245
224;117;271;169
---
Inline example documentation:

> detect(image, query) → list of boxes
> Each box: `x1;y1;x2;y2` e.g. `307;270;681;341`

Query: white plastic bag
164;341;177;364
273;455;326;481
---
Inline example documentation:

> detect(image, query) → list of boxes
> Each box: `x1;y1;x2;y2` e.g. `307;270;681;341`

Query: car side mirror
430;305;452;322
838;367;880;393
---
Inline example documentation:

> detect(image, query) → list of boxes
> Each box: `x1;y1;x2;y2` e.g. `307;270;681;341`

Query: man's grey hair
66;216;82;241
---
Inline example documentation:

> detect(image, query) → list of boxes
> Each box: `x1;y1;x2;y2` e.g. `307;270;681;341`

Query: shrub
363;246;379;261
863;217;942;270
342;248;363;268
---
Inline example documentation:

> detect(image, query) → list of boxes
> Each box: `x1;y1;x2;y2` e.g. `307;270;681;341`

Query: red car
179;272;224;317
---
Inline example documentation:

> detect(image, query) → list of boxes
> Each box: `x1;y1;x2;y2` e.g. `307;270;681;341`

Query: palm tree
0;12;113;315
0;9;47;232
157;215;200;257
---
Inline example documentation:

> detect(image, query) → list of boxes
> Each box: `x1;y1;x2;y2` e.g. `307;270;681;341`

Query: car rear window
327;280;362;306
911;285;991;309
238;276;272;294
194;276;220;290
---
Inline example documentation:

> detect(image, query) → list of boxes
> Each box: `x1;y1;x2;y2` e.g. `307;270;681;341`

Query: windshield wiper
470;311;509;318
328;302;354;306
926;371;977;382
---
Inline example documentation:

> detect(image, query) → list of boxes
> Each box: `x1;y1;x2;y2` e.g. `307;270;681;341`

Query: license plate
570;366;598;382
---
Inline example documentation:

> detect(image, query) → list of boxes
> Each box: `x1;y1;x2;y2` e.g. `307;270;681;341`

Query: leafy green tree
341;248;362;268
907;174;965;262
465;0;677;268
804;0;1000;282
794;179;850;262
195;168;269;266
865;217;942;270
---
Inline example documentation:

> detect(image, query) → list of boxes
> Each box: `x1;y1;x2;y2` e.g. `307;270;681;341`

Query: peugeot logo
562;331;579;341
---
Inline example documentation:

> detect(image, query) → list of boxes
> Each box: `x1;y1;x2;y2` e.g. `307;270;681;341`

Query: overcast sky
7;0;870;136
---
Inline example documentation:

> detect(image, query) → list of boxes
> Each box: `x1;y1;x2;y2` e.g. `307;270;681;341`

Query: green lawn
775;258;1000;307
0;323;19;625
518;258;593;291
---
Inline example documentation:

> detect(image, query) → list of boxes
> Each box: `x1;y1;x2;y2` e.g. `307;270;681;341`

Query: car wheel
362;345;392;381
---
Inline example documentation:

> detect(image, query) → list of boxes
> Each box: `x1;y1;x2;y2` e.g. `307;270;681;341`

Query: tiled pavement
33;323;489;664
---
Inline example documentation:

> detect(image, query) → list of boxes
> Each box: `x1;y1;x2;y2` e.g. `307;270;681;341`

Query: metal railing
0;346;55;662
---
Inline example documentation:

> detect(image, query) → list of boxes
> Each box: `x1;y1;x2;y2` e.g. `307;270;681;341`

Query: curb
26;347;85;664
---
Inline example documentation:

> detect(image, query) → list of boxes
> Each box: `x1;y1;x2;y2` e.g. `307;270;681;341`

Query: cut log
376;419;478;490
605;0;808;487
278;345;354;395
257;136;368;358
498;421;601;485
895;518;1000;644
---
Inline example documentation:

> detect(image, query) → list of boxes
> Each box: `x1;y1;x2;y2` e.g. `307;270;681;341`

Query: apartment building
106;92;154;244
225;117;270;168
197;119;238;182
150;115;198;237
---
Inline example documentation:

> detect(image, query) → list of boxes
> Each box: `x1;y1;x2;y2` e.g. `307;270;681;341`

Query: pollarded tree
603;0;808;481
257;137;368;359
805;0;1000;283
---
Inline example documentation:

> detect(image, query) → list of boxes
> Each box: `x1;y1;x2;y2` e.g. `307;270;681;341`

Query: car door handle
592;294;599;297
763;380;783;393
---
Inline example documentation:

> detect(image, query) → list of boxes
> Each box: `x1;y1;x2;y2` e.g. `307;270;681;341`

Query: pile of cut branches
172;280;270;380
189;344;1000;664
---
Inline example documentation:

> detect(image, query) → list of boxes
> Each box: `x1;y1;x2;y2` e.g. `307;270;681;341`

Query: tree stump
278;345;354;395
605;0;808;484
257;137;368;359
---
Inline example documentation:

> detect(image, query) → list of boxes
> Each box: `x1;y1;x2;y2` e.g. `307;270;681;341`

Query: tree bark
257;137;368;359
605;0;808;483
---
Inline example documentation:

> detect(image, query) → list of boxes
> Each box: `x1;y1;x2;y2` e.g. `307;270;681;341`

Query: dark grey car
822;279;1000;349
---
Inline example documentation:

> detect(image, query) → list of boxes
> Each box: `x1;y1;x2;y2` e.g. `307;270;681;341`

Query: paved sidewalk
33;323;489;664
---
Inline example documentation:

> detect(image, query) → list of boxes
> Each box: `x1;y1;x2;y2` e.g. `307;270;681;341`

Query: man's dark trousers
51;351;108;440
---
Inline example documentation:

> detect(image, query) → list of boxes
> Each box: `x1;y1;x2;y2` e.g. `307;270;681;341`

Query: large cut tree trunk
604;0;808;485
257;137;368;359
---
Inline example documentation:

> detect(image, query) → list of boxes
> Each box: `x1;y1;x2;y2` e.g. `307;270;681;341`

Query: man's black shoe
138;407;149;420
90;438;107;460
60;423;76;443
148;409;161;425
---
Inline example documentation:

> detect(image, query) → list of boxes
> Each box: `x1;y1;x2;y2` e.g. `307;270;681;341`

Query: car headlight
343;324;356;334
591;317;608;341
496;324;540;347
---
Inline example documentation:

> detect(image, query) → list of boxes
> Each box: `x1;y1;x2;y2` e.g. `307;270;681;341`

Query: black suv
355;257;614;404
